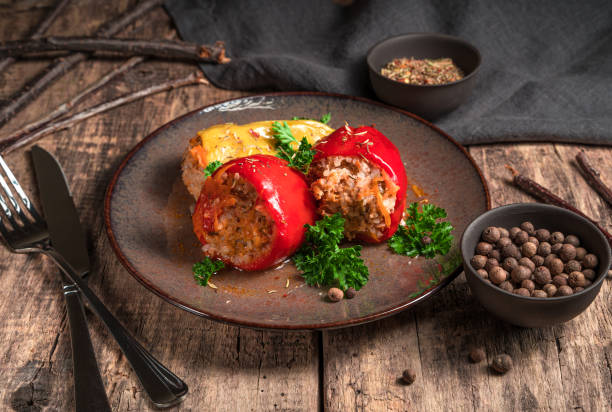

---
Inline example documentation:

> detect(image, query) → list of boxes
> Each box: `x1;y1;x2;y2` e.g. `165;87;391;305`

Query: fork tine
0;155;43;222
0;176;19;229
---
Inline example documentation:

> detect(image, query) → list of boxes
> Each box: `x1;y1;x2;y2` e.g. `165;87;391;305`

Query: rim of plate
104;91;491;330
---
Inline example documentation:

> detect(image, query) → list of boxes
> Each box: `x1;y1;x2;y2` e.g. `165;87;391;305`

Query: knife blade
31;146;89;276
31;145;111;412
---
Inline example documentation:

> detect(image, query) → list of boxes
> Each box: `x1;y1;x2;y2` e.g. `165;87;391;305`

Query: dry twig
0;0;164;129
0;37;230;64
0;72;209;154
576;151;612;207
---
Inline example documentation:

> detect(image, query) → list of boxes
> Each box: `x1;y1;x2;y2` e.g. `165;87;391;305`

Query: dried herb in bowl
381;57;464;85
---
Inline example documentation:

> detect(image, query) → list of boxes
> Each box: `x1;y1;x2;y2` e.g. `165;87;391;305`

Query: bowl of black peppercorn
460;203;611;328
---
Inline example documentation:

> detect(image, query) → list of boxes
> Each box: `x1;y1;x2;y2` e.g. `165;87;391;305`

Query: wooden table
0;2;610;411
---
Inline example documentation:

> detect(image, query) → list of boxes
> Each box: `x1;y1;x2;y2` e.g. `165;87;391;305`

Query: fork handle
47;250;188;408
64;282;112;412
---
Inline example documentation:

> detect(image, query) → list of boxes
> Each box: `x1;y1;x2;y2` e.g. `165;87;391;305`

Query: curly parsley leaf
193;257;225;286
293;214;369;291
203;160;223;177
271;121;315;174
388;202;454;259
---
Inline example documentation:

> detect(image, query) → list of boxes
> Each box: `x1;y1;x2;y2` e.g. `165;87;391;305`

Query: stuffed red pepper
192;154;316;271
308;125;408;243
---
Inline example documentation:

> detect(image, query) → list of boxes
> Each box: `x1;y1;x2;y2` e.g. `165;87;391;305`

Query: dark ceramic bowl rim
460;203;611;302
104;91;491;330
367;32;482;88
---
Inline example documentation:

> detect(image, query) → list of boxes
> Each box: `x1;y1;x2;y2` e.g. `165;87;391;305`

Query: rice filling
310;156;399;240
199;172;274;266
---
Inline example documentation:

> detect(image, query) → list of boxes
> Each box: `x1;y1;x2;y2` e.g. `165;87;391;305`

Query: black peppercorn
521;242;537;258
543;283;557;297
568;271;586;288
551;243;563;254
559;244;577;262
564;260;582;274
497;237;512;249
509;227;521;239
469;348;486;363
484;258;499;272
531;255;545;267
552;275;568;288
537;242;551;257
550;231;565;245
584;279;593;287
518;257;535;273
556;285;573;296
328;287;344;302
491;354;513;374
489;267;508;285
476;242;493;255
513;288;530;296
532;290;548;298
582;254;599;269
564;234;580;247
575;247;587;261
535;228;550;242
476;269;488;279
521;279;535;293
583;269;596;281
528;236;539;247
511;266;531;283
514;230;529;245
548;258;564;276
498;227;510;238
574;287;584;293
502;257;519;272
544;254;558;267
470;255;487;270
487;249;501;261
501;244;521;260
520;221;535;235
482;226;501;243
534;266;552;285
401;369;416;385
345;287;357;299
499;281;514;292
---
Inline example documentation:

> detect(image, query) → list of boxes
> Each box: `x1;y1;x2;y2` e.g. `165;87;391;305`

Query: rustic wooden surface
0;1;610;411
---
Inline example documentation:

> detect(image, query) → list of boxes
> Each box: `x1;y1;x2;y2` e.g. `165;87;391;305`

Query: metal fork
0;155;188;408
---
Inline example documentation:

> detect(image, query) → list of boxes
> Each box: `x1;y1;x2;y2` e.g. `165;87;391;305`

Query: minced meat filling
200;172;274;266
309;156;399;240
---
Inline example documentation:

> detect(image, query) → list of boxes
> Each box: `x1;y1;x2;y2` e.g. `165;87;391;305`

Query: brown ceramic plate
105;92;490;330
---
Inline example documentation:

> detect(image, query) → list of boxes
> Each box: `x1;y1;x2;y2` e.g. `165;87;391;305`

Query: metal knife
31;146;111;412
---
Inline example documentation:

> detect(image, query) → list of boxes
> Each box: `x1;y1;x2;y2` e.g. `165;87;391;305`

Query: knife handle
64;282;112;412
47;249;188;408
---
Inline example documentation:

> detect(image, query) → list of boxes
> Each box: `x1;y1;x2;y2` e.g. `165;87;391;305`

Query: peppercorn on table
0;2;611;411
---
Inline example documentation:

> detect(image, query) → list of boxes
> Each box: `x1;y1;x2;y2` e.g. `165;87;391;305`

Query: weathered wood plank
0;2;320;411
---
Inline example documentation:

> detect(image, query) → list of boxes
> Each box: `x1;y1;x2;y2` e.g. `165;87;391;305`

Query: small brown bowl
460;203;611;328
367;33;481;120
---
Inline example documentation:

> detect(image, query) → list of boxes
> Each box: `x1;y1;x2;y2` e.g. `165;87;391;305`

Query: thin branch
0;0;163;130
0;72;209;154
0;0;71;74
0;37;230;64
506;164;612;248
576;151;612;208
0;56;144;145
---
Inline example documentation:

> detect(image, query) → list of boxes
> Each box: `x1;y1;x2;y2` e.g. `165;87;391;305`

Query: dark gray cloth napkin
165;0;612;146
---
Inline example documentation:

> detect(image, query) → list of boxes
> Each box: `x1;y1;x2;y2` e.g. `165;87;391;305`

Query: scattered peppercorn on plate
105;92;489;329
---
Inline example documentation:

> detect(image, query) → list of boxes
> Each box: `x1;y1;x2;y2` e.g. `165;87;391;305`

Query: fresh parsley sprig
293;214;369;291
388;202;454;259
193;257;225;286
271;121;316;174
204;160;223;177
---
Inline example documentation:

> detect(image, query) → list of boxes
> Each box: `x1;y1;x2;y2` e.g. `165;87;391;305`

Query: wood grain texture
0;1;611;412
